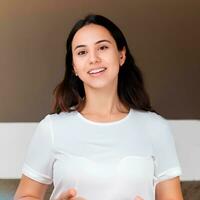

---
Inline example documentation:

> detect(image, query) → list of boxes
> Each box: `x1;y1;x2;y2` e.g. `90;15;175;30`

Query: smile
88;67;107;76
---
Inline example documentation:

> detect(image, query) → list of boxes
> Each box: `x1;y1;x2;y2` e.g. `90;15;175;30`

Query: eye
99;45;108;51
77;50;87;56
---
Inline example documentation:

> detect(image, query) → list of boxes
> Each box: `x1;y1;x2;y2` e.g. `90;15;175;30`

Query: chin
87;84;108;90
85;80;117;90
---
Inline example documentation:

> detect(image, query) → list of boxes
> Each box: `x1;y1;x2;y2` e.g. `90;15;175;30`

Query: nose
88;50;101;64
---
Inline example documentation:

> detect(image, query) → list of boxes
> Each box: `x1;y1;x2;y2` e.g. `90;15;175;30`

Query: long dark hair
51;14;157;114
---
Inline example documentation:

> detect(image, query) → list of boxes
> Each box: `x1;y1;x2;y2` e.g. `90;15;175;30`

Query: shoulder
132;109;171;138
34;112;75;130
133;109;168;128
47;111;77;121
33;112;78;142
45;111;78;128
138;111;173;144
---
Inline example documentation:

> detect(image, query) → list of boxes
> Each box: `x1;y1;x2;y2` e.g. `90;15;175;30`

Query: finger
134;196;144;200
71;197;86;200
59;188;77;199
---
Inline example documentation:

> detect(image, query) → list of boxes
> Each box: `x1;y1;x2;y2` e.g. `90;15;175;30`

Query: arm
15;116;53;200
155;176;184;200
14;175;49;200
14;175;81;200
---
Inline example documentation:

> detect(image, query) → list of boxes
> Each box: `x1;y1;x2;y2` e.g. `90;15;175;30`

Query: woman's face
71;24;126;90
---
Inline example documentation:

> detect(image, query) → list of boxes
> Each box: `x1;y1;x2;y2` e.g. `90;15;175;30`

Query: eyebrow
74;39;112;51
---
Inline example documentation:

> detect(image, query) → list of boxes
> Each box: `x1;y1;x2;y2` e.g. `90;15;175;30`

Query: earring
120;56;123;66
73;70;78;76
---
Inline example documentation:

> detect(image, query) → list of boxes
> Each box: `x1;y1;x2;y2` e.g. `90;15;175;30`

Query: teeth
88;67;106;74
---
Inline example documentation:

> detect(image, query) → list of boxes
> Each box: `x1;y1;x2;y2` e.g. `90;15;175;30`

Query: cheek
109;53;120;67
73;57;84;71
73;59;89;77
107;49;120;64
72;54;78;66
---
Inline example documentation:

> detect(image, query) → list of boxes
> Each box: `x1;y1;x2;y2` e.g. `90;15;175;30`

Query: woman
14;14;183;200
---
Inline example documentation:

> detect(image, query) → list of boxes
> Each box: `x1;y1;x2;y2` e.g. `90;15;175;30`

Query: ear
119;46;126;66
72;63;78;76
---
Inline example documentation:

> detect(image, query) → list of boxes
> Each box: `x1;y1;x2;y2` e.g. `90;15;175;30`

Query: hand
57;188;143;200
134;196;144;200
57;188;86;200
57;188;76;200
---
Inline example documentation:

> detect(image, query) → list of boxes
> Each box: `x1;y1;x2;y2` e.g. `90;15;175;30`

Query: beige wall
0;0;199;121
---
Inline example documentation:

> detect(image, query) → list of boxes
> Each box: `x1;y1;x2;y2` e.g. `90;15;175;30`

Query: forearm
155;177;184;200
15;197;42;200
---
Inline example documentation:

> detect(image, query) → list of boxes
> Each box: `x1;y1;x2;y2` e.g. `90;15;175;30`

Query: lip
87;67;107;74
87;67;107;77
87;66;107;73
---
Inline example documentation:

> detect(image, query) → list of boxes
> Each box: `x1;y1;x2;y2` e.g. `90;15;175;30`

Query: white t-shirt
22;108;182;200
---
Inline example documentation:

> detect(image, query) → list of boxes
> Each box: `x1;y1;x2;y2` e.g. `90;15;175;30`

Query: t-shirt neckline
76;108;132;126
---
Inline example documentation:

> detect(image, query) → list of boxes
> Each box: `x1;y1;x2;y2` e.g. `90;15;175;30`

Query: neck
81;84;128;116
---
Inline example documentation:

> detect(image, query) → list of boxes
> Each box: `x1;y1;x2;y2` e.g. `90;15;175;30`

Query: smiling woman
72;24;126;90
14;14;184;200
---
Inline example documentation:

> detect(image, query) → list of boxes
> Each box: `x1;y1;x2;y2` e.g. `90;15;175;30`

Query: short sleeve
22;115;54;184
148;113;182;185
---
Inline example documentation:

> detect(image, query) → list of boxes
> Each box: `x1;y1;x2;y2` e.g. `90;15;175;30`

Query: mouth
87;67;107;76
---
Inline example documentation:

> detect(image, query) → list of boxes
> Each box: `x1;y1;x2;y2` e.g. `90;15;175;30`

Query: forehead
72;24;115;47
